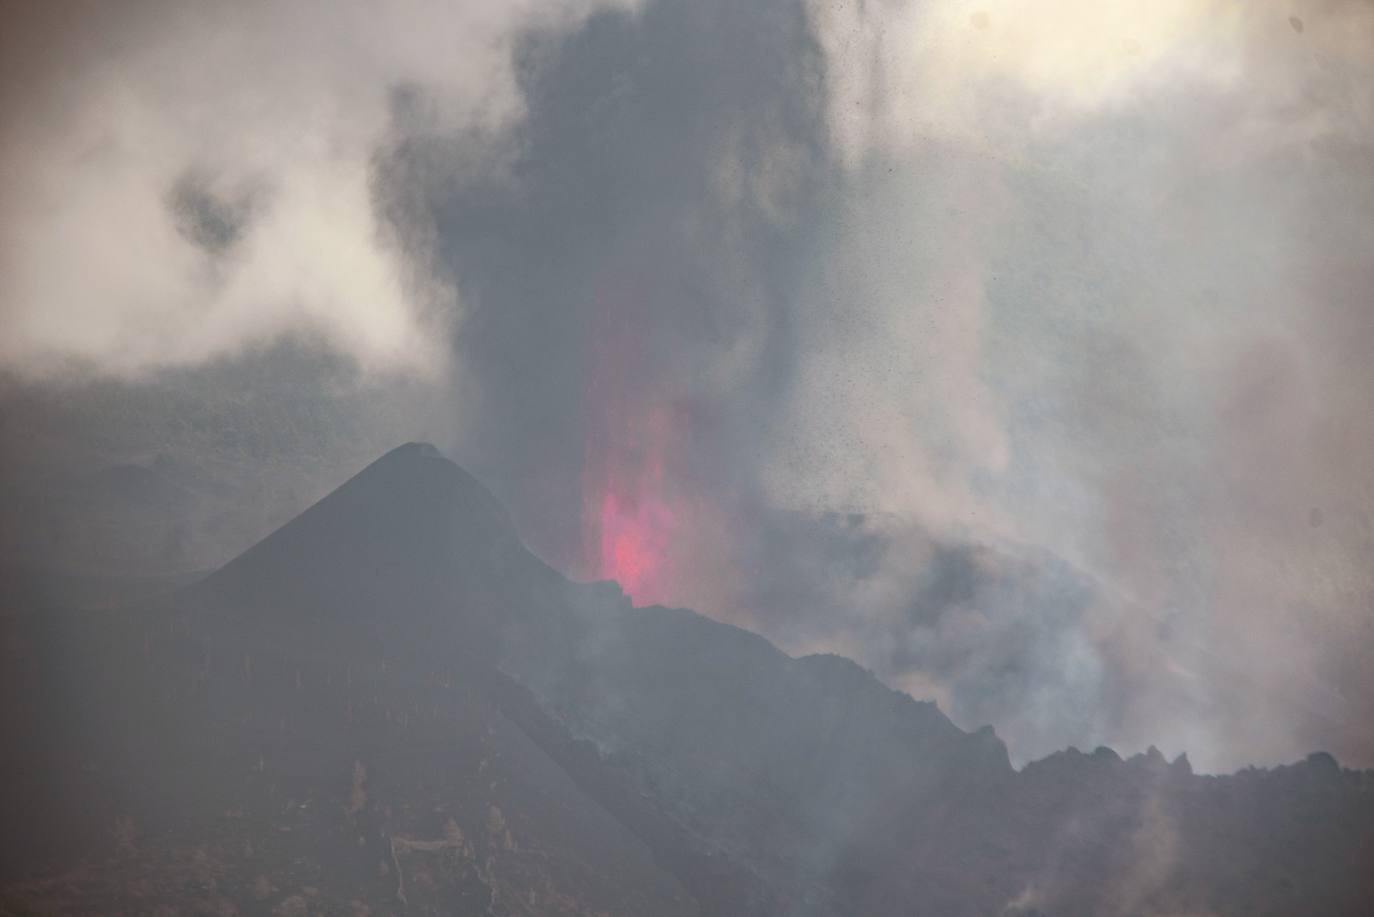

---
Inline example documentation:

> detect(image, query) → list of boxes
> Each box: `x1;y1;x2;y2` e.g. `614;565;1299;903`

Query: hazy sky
2;0;1372;772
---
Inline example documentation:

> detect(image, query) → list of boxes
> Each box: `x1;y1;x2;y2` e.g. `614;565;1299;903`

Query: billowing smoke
3;0;1373;772
0;0;636;376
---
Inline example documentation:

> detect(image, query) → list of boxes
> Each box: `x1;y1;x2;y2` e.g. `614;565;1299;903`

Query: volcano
2;443;1371;915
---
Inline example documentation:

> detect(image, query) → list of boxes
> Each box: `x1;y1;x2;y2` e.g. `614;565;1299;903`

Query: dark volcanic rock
193;442;559;648
3;443;1372;915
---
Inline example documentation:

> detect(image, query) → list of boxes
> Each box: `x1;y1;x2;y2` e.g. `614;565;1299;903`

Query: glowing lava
581;275;693;605
585;406;679;605
599;481;674;600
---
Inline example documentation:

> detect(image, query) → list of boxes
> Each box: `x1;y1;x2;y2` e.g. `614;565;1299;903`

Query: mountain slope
2;443;1372;915
194;442;558;635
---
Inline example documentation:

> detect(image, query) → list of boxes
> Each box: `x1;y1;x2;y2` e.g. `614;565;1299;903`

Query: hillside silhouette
2;443;1371;915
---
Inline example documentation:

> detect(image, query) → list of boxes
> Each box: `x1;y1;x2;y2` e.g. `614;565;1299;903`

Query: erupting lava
587;407;678;605
581;278;700;606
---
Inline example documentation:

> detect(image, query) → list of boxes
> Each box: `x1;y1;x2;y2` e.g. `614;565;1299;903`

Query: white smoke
0;0;638;377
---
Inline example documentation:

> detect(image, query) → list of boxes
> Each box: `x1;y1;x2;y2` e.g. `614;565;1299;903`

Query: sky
2;0;1372;773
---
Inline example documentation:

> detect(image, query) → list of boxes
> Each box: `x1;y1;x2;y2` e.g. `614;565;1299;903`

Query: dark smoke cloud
374;0;832;584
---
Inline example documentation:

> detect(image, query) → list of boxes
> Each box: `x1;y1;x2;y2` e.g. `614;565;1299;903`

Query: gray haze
2;0;1373;773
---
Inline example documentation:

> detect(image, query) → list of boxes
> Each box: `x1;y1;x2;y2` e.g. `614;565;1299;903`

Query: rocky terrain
2;443;1371;915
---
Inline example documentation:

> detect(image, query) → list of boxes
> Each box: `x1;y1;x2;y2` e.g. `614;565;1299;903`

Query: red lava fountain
581;277;697;606
587;406;678;605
